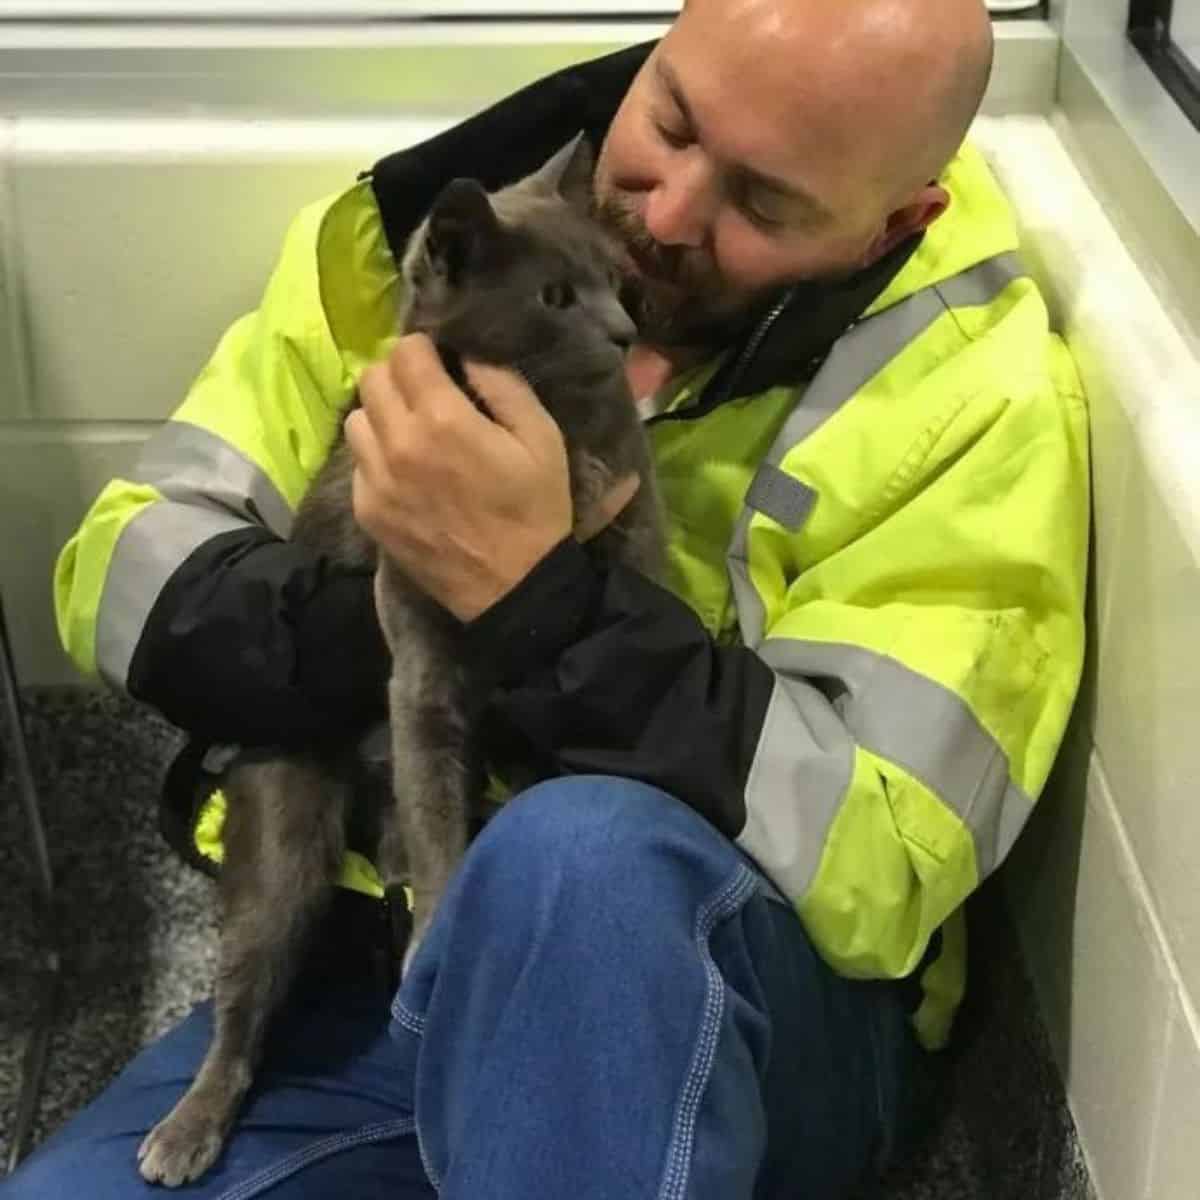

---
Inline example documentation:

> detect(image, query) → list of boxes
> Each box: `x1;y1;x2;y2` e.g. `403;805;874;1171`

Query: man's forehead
652;21;866;218
663;0;993;203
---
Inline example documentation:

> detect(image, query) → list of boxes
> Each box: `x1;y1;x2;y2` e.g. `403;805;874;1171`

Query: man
18;0;1088;1196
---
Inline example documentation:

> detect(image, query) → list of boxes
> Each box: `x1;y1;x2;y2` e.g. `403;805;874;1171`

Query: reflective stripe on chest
649;253;1026;647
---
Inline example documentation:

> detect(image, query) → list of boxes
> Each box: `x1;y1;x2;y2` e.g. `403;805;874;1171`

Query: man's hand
345;334;639;623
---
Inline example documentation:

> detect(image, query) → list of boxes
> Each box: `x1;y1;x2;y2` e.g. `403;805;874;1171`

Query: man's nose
643;156;717;249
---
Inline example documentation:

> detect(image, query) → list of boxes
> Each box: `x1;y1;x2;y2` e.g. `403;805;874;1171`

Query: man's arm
464;538;772;838
471;379;1089;997
54;186;392;747
333;263;1087;1050
125;527;387;747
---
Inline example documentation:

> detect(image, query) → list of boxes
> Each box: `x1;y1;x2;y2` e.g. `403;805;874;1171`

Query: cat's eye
541;281;577;309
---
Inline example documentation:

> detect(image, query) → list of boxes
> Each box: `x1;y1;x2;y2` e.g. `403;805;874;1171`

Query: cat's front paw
137;1098;228;1187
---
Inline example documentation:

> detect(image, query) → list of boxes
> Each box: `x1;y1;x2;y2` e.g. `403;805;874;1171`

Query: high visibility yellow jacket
54;45;1089;1051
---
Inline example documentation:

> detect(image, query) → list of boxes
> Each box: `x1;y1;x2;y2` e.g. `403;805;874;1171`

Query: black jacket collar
367;42;918;400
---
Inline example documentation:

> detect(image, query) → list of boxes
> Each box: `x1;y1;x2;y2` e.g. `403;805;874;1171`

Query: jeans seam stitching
415;1115;442;1193
386;998;434;1185
388;1001;437;1186
391;999;427;1036
657;865;760;1200
214;1116;416;1200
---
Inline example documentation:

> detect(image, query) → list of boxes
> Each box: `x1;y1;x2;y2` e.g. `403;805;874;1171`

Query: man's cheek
711;233;776;295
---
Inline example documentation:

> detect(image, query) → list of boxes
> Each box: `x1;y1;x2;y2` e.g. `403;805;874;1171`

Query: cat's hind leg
382;653;474;977
137;756;347;1187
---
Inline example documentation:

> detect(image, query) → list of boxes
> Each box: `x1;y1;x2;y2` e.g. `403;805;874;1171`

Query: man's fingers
343;408;393;519
385;336;504;445
575;472;642;542
387;332;448;407
464;361;558;442
391;332;490;430
343;407;374;466
357;357;411;451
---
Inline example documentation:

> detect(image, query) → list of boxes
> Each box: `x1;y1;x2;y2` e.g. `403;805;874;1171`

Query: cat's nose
591;291;638;349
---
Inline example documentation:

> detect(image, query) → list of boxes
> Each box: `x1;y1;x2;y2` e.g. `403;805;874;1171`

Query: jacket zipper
646;287;798;427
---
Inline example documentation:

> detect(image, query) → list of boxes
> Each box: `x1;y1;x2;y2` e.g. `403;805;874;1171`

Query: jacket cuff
294;568;391;728
461;536;600;683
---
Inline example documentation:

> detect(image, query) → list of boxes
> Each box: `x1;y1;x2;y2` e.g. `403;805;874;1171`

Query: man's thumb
463;361;552;437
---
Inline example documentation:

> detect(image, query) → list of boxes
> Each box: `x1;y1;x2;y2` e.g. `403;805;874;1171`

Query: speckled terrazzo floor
1;686;1096;1198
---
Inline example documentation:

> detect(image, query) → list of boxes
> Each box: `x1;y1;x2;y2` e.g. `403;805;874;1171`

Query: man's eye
731;185;786;232
655;121;691;150
741;203;785;232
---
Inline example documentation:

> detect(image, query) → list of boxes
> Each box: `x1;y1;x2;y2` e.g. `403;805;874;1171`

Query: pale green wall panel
9;129;447;424
0;426;150;686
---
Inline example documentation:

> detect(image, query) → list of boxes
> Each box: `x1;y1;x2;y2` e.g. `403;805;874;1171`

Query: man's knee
460;774;745;910
481;775;689;864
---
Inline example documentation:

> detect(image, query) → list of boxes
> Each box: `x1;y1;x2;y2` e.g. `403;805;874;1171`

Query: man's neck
625;342;710;403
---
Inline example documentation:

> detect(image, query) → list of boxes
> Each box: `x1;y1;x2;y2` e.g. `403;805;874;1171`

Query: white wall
974;114;1200;1200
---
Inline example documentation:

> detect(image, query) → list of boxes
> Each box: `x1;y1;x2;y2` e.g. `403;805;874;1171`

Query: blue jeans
4;777;932;1199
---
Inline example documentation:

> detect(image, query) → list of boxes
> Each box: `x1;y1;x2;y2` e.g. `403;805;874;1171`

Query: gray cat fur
135;134;665;1187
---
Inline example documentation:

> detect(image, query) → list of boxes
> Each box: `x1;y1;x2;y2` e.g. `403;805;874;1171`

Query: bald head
859;0;996;193
591;0;993;344
680;0;993;200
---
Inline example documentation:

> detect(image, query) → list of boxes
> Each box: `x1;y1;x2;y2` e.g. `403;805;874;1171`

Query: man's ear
425;178;500;283
862;184;949;266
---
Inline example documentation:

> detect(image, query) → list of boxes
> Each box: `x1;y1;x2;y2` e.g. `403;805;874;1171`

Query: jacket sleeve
470;369;1090;995
53;187;393;747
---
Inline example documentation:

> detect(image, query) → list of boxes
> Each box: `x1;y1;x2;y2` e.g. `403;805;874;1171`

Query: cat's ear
424;178;500;283
532;132;595;212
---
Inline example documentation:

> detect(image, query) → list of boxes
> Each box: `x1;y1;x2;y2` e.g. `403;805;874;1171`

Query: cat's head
399;135;637;396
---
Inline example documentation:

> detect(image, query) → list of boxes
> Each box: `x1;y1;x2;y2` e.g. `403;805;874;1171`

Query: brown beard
590;192;774;349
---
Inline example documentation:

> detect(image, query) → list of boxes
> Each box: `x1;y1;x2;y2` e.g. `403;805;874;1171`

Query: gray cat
136;135;665;1187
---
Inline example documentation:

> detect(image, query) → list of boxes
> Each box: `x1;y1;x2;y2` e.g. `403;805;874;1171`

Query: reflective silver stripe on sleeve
758;637;1034;881
744;464;817;530
131;420;295;539
736;672;857;901
728;288;943;648
729;252;1026;649
728;252;1030;893
94;500;251;690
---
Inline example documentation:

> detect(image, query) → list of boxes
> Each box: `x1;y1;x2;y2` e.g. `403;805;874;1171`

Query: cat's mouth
517;343;628;395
